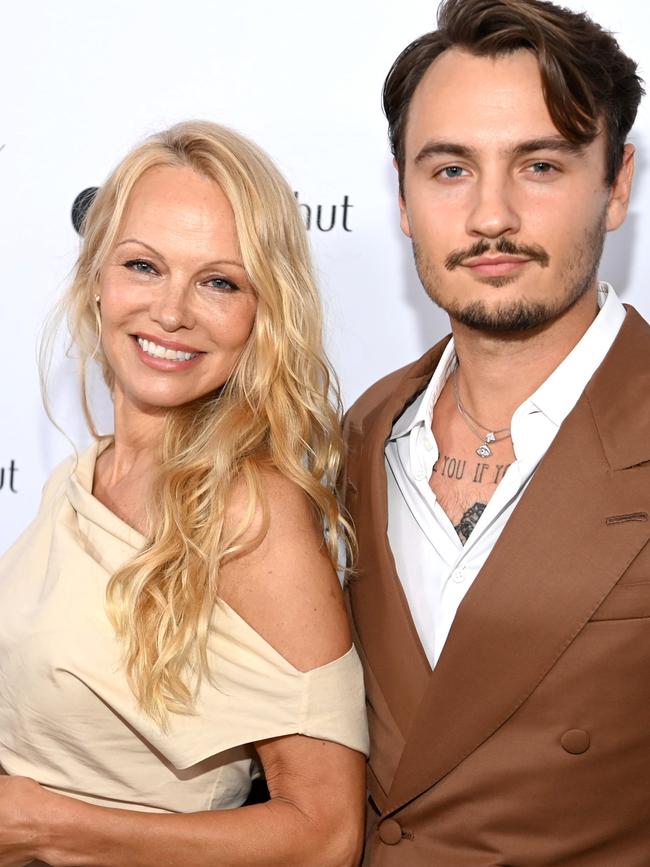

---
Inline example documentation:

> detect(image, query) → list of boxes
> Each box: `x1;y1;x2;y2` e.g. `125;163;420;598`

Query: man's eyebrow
510;137;587;158
413;136;586;165
414;142;477;164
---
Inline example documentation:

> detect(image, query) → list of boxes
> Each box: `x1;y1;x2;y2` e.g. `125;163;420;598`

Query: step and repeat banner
2;0;649;552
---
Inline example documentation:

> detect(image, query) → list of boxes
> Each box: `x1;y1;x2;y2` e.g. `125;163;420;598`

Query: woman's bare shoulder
217;467;350;671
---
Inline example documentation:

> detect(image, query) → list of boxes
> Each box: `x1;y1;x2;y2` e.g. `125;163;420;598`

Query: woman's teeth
136;337;198;361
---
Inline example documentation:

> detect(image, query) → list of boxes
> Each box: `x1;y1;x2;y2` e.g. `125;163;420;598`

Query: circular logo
71;187;99;235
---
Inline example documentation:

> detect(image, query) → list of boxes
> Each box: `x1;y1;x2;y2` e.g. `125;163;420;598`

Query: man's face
399;48;633;332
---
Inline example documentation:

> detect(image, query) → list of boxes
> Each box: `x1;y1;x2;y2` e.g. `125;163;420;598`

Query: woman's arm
1;471;366;867
11;736;364;867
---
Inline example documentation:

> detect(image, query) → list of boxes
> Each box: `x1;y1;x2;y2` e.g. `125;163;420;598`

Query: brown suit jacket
345;307;650;866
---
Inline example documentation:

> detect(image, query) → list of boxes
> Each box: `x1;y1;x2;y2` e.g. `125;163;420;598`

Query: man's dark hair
384;0;644;188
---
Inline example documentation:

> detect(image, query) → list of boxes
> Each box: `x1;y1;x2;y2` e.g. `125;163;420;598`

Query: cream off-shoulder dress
0;441;368;813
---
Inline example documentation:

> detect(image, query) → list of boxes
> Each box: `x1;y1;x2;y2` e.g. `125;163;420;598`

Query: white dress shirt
385;283;626;668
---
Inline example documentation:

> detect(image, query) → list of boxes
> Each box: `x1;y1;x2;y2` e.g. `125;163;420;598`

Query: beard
412;213;607;334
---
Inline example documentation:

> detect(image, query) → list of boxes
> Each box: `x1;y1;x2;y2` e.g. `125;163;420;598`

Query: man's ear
606;143;635;231
395;159;412;238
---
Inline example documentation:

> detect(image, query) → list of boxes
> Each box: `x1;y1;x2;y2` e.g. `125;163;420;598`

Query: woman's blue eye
125;259;155;273
207;277;238;291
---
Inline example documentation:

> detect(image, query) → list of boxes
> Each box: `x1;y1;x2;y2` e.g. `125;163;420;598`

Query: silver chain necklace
452;372;511;458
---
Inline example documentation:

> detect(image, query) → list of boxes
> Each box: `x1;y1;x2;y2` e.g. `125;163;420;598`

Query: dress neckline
64;440;356;676
66;438;147;550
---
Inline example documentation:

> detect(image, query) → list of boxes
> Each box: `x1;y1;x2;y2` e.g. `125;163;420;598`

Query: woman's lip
133;337;203;370
463;257;532;276
132;332;204;353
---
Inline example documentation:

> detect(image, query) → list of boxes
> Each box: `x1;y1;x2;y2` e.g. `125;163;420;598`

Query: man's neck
449;288;600;429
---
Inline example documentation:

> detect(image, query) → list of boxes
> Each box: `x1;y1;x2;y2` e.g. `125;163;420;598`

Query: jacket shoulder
345;361;417;433
345;335;452;434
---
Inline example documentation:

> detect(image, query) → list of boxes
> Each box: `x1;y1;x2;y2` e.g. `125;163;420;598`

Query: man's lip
464;256;532;267
462;256;533;277
132;333;204;354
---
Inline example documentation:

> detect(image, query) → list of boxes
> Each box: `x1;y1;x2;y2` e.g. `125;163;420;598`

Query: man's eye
438;165;466;179
124;259;156;274
529;162;555;174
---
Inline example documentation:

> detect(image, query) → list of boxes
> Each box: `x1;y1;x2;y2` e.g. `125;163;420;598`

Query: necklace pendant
485;431;496;443
476;444;492;458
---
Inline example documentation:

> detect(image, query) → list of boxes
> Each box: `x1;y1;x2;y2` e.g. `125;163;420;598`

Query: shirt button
424;433;435;450
452;567;466;583
414;468;426;481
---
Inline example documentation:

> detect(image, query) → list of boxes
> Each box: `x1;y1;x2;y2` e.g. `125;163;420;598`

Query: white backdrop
2;0;649;553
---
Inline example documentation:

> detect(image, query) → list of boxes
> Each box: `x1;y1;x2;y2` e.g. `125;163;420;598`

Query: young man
345;1;649;863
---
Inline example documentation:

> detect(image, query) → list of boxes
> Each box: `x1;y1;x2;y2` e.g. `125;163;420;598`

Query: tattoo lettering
472;462;490;484
433;454;511;486
455;502;486;545
432;455;466;480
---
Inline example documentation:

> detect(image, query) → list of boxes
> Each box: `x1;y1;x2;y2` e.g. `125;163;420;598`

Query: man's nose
465;174;521;239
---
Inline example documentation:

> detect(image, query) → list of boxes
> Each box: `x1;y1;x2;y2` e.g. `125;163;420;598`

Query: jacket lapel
386;307;650;812
347;341;449;738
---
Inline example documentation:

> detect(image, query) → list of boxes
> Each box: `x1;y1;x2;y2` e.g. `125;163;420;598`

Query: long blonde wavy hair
54;121;353;726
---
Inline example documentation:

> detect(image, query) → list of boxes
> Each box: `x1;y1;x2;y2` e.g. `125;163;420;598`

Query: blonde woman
0;122;367;867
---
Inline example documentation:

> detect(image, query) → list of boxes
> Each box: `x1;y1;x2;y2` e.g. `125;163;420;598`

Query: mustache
444;237;550;271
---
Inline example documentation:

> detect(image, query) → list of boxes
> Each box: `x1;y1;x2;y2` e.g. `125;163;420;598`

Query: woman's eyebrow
114;238;245;270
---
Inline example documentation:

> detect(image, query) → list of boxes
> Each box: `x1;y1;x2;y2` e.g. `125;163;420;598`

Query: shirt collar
513;282;625;429
388;336;457;440
388;282;625;443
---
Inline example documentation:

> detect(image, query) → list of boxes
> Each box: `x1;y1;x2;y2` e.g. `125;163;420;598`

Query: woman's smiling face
98;164;258;417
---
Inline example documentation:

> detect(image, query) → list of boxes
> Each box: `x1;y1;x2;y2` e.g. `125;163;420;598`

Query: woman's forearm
36;790;361;867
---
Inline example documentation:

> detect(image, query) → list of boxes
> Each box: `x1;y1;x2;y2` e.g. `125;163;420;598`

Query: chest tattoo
455;502;486;545
433;455;511;485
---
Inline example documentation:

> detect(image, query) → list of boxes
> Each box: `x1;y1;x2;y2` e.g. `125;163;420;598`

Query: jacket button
561;729;590;754
378;818;403;845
